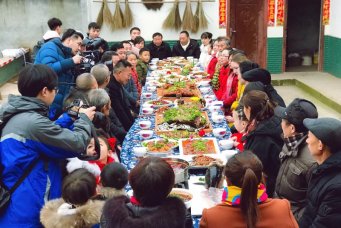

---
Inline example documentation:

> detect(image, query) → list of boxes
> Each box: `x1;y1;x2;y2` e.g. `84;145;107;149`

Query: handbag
0;156;40;214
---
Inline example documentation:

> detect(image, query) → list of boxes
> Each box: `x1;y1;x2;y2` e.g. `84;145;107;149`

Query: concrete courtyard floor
1;71;341;120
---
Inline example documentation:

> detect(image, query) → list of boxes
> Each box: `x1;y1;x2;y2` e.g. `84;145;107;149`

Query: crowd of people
1;17;341;228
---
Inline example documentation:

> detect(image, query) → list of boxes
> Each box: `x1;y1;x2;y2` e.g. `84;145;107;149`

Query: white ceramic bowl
142;107;154;115
200;87;210;94
213;128;227;138
221;149;238;161
150;65;157;71
139;130;154;140
212;114;225;124
133;147;147;157
151;58;159;62
208;105;221;112
169;188;193;209
199;80;210;87
146;86;157;92
219;139;234;150
139;120;152;129
143;92;153;99
204;95;216;100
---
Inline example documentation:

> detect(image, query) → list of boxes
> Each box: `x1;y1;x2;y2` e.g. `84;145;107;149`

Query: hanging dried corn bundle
162;0;182;30
112;0;124;30
182;0;195;31
124;0;133;27
142;0;163;10
103;0;113;26
96;0;105;27
195;0;208;30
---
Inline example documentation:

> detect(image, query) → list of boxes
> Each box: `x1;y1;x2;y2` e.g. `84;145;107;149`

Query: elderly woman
274;98;318;221
200;151;298;228
299;118;341;227
241;90;283;197
100;157;189;228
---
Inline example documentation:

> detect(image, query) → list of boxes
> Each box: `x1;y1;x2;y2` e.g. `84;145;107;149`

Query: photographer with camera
35;28;85;120
82;22;109;61
0;65;96;227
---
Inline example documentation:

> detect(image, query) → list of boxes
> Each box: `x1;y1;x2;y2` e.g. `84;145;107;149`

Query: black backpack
31;39;45;62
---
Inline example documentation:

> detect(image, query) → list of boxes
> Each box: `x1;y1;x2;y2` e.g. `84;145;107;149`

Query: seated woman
241;90;283;197
200;151;298;228
206;39;219;79
199;32;213;70
100;157;190;228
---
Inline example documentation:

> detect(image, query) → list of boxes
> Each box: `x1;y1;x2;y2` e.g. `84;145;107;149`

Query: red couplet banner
268;0;275;26
322;0;330;25
277;0;284;26
219;0;227;28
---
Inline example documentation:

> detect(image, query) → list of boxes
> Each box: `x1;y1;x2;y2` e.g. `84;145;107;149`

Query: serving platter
179;138;220;157
141;138;178;157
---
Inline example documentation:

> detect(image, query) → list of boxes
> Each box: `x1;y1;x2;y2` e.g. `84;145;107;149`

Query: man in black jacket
147;32;172;60
107;60;134;132
172;31;200;59
299;118;341;227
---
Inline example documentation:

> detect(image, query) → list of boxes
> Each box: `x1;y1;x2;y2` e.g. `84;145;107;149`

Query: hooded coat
243;115;283;197
40;199;104;228
100;196;188;228
0;95;92;227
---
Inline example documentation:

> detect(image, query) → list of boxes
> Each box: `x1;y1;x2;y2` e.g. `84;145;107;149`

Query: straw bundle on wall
194;0;208;31
96;0;104;27
112;0;124;30
162;0;182;30
124;0;133;27
103;0;113;26
182;0;195;31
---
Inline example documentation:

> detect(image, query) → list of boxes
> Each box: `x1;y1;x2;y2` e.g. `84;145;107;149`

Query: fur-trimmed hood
40;198;104;228
101;195;187;228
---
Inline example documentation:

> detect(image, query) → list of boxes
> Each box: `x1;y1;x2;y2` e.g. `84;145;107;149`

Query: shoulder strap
9;157;41;194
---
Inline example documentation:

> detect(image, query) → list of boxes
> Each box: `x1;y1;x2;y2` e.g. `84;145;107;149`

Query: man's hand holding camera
72;55;83;64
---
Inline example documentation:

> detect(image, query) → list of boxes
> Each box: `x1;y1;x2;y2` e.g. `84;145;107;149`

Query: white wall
88;0;227;41
324;0;341;38
0;0;89;51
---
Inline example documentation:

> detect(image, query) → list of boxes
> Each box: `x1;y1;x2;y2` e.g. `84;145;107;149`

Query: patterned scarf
283;132;306;151
221;184;268;206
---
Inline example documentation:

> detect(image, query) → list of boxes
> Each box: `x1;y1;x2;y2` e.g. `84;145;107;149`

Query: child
126;51;142;96
66;130;118;184
40;169;104;228
230;105;248;151
93;163;128;200
136;47;150;86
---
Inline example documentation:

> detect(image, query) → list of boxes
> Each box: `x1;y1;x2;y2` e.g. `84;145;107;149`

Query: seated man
172;30;200;59
100;51;120;71
91;64;111;89
110;43;127;60
147;32;172;60
107;60;135;132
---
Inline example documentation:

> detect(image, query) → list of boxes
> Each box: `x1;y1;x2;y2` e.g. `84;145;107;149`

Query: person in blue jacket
35;28;84;120
0;64;96;227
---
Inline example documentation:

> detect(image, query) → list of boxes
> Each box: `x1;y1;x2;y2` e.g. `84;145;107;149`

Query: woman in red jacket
200;151;298;228
206;40;219;78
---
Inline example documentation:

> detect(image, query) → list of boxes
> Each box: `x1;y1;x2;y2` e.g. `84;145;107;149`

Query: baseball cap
275;98;318;126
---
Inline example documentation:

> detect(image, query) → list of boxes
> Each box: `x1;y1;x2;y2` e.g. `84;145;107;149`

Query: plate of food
179;138;220;156
141;138;178;157
146;99;173;108
168;188;193;209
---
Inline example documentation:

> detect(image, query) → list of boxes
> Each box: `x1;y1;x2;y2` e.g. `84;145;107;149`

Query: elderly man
91;64;110;89
172;30;200;59
217;36;231;52
107;60;134;132
274;98;318;221
147;32;172;60
35;28;84;120
299;117;341;227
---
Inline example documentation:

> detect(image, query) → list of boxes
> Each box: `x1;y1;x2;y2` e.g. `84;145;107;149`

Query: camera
76;51;99;73
83;37;106;51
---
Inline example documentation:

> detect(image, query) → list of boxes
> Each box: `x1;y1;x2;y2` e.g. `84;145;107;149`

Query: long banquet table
120;66;232;227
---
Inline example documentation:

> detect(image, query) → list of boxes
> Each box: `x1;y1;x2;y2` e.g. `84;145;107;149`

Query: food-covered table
120;57;235;227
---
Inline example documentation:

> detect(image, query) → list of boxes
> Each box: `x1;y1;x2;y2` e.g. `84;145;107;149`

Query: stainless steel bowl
163;158;189;184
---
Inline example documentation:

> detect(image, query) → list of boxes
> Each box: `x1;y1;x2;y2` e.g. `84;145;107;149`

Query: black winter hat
303;117;341;151
275;98;318;129
242;68;271;85
243;81;265;94
239;60;259;75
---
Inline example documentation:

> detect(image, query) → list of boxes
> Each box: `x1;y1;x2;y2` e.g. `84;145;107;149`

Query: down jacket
0;95;92;227
34;38;77;119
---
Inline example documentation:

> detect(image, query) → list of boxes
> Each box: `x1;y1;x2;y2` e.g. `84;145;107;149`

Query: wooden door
227;0;267;67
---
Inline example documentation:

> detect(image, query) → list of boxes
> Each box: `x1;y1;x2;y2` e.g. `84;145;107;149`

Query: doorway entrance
284;0;322;72
227;0;267;68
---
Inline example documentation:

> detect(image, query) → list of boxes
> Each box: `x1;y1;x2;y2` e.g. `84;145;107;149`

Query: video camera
76;51;98;73
83;37;106;51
